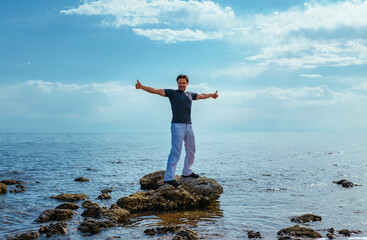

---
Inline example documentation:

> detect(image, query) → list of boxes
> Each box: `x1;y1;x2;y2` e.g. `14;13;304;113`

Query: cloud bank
1;80;367;132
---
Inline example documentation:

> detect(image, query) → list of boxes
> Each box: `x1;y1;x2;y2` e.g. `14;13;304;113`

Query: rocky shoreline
1;171;366;239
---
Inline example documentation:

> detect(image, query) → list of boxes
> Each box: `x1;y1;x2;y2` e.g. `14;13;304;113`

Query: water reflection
127;200;223;228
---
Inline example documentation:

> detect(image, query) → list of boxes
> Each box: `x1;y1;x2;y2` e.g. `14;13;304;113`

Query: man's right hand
136;79;142;89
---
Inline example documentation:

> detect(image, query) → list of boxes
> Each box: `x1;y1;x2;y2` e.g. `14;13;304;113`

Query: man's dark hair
176;74;189;83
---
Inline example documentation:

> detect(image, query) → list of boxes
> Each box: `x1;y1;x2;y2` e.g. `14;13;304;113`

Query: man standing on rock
135;74;218;187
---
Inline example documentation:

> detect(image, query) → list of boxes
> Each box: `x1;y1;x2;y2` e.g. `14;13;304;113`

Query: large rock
117;170;223;212
0;183;7;194
81;202;130;223
277;225;322;239
39;221;67;237
291;214;322;224
35;209;74;223
50;193;90;202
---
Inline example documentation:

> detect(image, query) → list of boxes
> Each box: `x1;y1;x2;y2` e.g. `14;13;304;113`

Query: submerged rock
10;184;26;194
50;193;90;202
144;225;182;236
291;214;322;224
35;209;74;223
277;225;322;239
326;232;335;239
97;193;112;200
172;229;199;240
78;218;114;234
247;230;262;239
39;221;67;237
0;183;7;194
117;170;223;212
75;177;90;182
56;202;80;210
101;189;112;194
7;231;40;240
333;179;358;188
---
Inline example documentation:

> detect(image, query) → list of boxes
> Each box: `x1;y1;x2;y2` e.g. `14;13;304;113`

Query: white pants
164;123;196;181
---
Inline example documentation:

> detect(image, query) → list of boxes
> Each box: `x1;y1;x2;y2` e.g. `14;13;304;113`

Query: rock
82;206;103;218
56;203;80;210
117;170;223;212
172;229;199;240
338;229;350;237
0;183;7;194
75;177;90;182
248;230;262;238
81;202;130;223
82;200;100;209
50;193;89;202
291;214;322;224
333;179;356;188
277;225;322;239
140;170;166;190
87;168;97;171
101;189;112;194
78;218;114;234
327;228;335;233
10;184;26;194
7;231;40;240
326;233;335;239
1;179;25;185
39;221;67;237
35;181;41;184
144;228;156;236
97;193;112;200
102;207;131;223
144;225;182;236
35;209;74;223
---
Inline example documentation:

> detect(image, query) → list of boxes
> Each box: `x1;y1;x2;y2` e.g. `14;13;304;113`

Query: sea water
1;132;367;239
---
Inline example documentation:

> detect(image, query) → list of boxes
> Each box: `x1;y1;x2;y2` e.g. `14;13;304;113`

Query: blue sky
1;0;367;132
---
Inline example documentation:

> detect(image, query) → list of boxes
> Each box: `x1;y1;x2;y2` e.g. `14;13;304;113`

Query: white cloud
133;28;224;43
300;74;322;78
246;38;367;69
60;0;234;28
238;1;367;69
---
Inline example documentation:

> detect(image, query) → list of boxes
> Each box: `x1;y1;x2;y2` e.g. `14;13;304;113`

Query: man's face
177;78;188;91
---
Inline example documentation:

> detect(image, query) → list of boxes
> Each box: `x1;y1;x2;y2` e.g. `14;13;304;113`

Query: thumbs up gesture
135;79;142;89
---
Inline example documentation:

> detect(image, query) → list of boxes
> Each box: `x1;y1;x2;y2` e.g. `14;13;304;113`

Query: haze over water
1;132;367;239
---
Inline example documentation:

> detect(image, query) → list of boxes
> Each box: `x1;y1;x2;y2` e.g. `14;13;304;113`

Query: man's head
176;74;189;92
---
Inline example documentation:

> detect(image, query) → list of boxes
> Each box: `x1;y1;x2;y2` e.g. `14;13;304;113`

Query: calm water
1;132;367;239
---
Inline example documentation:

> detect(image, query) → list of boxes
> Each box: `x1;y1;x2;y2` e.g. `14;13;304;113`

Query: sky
1;0;367;132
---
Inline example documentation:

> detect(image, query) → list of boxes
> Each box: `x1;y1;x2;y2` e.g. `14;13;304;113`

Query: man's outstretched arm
196;90;218;100
135;80;165;97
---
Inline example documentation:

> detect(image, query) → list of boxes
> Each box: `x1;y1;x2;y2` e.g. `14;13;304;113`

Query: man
135;74;218;187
